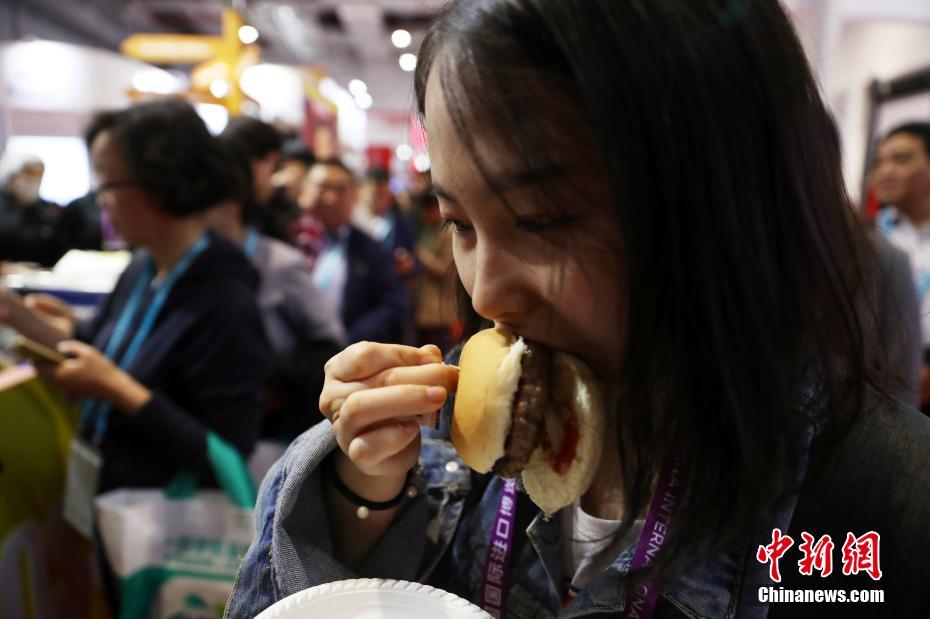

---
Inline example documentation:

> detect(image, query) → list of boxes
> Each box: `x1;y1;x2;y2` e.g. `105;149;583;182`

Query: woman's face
424;68;625;380
91;131;165;248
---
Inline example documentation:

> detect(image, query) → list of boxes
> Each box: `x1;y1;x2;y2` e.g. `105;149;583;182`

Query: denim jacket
226;388;930;618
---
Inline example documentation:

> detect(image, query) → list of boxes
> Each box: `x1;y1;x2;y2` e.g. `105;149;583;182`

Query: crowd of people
0;103;458;440
1;0;930;617
0;153;103;266
0;98;457;611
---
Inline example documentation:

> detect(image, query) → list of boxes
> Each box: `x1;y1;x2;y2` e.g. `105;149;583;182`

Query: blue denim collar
525;509;566;605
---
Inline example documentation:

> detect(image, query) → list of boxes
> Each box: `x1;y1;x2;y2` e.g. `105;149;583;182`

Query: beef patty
492;341;550;478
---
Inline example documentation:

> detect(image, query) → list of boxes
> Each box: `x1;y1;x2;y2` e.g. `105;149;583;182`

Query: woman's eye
441;218;473;234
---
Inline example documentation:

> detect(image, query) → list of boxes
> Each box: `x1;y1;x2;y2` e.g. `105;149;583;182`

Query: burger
451;328;606;515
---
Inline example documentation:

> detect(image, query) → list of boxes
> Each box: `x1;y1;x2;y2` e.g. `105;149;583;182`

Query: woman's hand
319;342;458;497
51;341;151;414
23;293;78;338
0;287;74;346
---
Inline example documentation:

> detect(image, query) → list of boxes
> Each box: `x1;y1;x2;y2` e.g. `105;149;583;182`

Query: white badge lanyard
313;239;346;293
877;209;930;299
63;234;211;539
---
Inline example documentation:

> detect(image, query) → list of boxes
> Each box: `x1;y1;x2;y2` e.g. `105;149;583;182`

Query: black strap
323;454;407;510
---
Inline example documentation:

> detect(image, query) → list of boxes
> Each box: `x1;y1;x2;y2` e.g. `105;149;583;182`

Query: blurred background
0;0;442;205
0;0;928;206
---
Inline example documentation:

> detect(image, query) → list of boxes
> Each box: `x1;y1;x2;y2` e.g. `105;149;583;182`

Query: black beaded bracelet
323;455;414;519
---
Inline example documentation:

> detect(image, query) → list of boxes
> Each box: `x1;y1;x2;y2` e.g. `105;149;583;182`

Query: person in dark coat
355;167;418;277
208;142;344;441
300;159;408;344
0;100;272;492
56;191;104;253
221;117;300;245
0;153;61;266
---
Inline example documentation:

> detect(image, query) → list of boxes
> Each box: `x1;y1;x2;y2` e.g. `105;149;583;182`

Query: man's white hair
0;150;43;183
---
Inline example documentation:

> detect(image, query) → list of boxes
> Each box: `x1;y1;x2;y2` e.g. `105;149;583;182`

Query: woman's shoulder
839;389;930;485
259;235;306;267
255;236;315;288
787;390;930;600
175;235;262;303
801;390;930;516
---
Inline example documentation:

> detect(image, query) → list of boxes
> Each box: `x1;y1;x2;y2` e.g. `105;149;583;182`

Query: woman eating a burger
227;1;930;617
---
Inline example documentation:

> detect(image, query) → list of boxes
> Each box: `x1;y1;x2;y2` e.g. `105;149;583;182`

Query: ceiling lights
238;25;259;45
391;29;412;49
399;53;417;72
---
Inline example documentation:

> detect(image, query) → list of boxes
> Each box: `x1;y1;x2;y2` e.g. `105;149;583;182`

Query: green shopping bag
95;433;257;619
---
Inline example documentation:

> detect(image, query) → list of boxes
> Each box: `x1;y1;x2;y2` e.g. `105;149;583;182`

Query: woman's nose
469;245;533;324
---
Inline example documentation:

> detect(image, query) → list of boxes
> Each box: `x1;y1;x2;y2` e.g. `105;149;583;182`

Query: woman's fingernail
420;344;441;357
426;386;445;402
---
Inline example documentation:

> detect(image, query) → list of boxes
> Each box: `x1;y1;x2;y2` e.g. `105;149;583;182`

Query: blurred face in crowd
873;132;930;219
424;66;625;379
272;159;309;202
360;179;393;216
300;163;356;235
6;162;44;205
252;151;282;205
91;131;167;247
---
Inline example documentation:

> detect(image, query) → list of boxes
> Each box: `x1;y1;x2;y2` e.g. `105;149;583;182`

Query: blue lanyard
81;234;211;443
243;227;260;258
382;213;397;252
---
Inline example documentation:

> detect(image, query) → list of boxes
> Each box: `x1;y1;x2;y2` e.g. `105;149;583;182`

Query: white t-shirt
311;227;350;318
560;502;644;596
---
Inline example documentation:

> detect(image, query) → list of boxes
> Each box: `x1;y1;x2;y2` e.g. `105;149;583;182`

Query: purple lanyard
481;457;679;619
481;478;518;617
618;456;680;619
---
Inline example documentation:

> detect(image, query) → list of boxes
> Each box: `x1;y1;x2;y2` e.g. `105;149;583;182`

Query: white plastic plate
255;579;492;619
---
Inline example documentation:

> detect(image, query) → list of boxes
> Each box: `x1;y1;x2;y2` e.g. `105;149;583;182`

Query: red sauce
544;414;580;476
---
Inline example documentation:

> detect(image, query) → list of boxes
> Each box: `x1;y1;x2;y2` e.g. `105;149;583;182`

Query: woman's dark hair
416;0;881;585
282;137;316;166
313;158;357;182
219;138;261;226
411;190;439;211
85;99;234;216
221;116;284;161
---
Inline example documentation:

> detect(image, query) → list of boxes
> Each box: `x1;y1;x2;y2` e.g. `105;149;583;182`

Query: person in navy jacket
0;100;272;493
299;159;408;344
